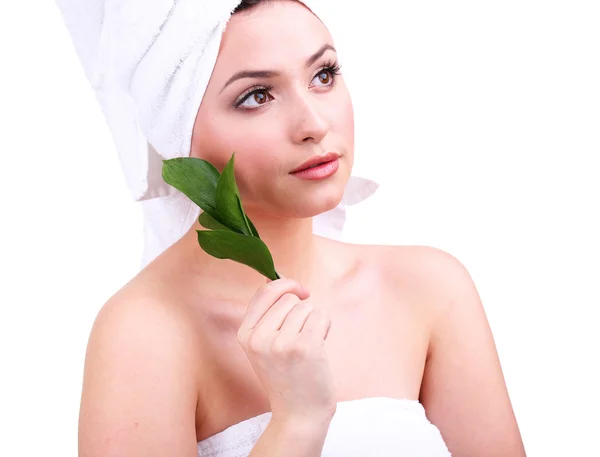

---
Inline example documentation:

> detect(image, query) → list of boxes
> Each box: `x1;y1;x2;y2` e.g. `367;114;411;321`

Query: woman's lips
290;157;340;180
291;152;340;173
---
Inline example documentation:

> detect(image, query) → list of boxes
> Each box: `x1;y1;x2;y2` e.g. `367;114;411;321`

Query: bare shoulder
346;242;526;456
343;242;466;305
79;274;202;457
91;274;203;364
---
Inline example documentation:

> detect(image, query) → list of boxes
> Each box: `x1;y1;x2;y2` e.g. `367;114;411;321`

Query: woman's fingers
299;308;332;341
279;300;315;334
252;293;302;333
242;279;310;331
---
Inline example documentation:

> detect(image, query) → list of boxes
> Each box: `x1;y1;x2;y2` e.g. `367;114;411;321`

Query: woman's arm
418;248;526;457
78;293;201;457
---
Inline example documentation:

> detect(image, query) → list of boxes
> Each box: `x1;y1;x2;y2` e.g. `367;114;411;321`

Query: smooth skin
78;2;526;456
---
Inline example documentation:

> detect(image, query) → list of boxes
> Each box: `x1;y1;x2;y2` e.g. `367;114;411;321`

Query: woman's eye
238;89;272;108
313;69;333;86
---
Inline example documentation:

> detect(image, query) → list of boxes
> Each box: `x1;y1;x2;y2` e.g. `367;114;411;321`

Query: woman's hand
237;278;337;424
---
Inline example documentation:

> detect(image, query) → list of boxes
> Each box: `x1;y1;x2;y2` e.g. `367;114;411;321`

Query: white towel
196;397;452;456
55;0;380;269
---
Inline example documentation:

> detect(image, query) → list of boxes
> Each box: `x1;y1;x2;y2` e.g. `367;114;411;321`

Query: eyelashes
233;83;275;109
232;59;343;110
321;59;342;79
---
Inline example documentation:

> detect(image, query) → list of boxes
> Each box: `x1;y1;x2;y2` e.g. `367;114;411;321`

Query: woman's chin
293;183;347;217
296;170;351;216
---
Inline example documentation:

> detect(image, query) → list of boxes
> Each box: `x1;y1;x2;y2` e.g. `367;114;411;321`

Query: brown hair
233;0;277;14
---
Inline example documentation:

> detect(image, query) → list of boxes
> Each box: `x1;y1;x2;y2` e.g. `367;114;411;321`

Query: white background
1;1;599;456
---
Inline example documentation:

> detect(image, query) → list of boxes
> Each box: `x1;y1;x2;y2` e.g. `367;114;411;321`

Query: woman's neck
180;211;323;299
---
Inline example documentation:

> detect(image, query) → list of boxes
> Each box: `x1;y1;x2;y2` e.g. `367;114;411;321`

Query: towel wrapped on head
56;0;379;268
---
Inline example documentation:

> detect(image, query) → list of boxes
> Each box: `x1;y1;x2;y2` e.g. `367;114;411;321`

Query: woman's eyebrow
304;43;336;68
220;44;336;94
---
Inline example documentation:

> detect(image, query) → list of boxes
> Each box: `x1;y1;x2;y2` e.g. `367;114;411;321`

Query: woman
77;1;526;456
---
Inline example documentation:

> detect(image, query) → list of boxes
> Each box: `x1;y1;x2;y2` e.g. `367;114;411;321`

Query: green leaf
237;195;260;238
162;152;278;280
162;157;221;219
198;211;230;231
197;230;279;280
215;153;253;236
247;217;260;238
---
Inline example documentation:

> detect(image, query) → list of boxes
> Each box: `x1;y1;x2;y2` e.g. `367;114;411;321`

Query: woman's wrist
249;411;335;457
269;410;335;441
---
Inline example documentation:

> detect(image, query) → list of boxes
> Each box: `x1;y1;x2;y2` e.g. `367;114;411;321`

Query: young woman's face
191;0;354;219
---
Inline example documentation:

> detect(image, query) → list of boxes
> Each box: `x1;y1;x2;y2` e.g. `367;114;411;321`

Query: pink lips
291;152;340;173
290;152;340;180
290;157;340;180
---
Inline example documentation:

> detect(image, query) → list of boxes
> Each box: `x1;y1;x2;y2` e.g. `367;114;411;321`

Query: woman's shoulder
336;241;475;311
79;268;203;455
338;240;467;280
86;263;204;392
89;268;203;370
97;256;202;338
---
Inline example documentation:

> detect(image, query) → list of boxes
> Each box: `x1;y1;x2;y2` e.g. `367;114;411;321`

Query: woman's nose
289;94;329;145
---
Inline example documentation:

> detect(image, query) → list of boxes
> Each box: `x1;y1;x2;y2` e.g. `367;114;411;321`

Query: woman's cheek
190;113;231;166
339;89;355;137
